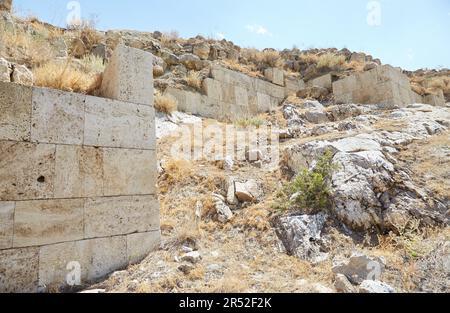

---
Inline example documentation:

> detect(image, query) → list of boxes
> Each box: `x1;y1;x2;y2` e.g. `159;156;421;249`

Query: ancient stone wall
0;45;160;292
333;65;423;108
165;64;304;121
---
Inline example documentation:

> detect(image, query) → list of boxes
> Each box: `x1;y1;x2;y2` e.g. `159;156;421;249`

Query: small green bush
274;150;336;212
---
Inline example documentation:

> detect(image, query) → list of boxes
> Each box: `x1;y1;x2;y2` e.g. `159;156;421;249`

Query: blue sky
13;0;450;70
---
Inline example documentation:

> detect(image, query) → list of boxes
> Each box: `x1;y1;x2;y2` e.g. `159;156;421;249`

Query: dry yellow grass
33;58;102;94
154;93;178;114
317;53;346;69
160;30;180;47
186;71;202;90
298;53;320;64
221;58;262;78
241;48;284;69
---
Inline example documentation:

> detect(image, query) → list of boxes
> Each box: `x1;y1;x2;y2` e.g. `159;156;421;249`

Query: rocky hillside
1;8;449;293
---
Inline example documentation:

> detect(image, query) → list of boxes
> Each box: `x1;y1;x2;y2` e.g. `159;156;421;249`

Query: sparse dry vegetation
186;71;202;90
154;92;178;114
317;53;346;69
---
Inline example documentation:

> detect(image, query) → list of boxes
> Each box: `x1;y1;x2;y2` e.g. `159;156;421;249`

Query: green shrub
274;150;336;212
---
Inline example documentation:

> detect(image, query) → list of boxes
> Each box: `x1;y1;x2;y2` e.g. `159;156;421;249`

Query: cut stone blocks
100;44;154;106
84;95;155;150
423;89;445;106
0;247;40;293
264;68;284;86
0;202;14;249
84;195;159;238
13;199;84;247
307;73;332;90
0;141;56;201
0;43;160;292
333;65;416;108
285;76;306;97
31;87;85;145
0;82;32;142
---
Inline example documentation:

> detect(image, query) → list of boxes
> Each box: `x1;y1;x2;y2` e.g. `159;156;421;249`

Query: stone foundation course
0;45;160;292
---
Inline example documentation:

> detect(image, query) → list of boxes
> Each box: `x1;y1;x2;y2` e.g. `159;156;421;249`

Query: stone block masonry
333;65;423;108
0;45;160;292
165;64;293;122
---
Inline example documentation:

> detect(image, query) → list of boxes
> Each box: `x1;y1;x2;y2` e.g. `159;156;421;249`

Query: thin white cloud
246;24;272;36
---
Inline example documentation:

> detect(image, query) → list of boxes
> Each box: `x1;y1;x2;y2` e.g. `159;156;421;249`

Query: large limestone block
0;82;32;141
264;68;284;86
221;102;250;122
234;86;249;106
255;79;285;99
84;95;155;149
211;65;253;90
197;98;221;119
100;44;154;106
256;92;272;112
376;65;410;87
39;236;128;289
221;82;236;104
0;247;39;293
85;195;160;238
307;73;332;90
103;148;157;196
202;78;222;100
332;75;358;97
0;201;14;249
127;231;161;264
423;89;445;106
0;141;55;201
285;77;306;97
54;145;104;198
13;198;84;247
31;87;85;145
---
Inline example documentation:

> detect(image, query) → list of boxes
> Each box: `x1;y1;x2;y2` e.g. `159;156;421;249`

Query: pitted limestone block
198;98;221;119
39;236;128;288
54;145;104;198
164;87;186;108
333;75;358;96
127;231;161;264
264;68;284;86
0;82;32;141
202;78;222;100
84;95;155;150
423;90;445;106
0;141;55;201
410;90;423;104
307;73;332;90
100;44;154;106
376;65;410;87
221;82;236;104
13;198;84;248
211;65;253;90
235;85;249;106
0;247;39;293
257;92;272;112
285;77;306;96
0;201;14;249
31;87;85;145
85;195;160;238
255;79;285;99
103;148;157;196
221;102;250;122
165;88;205;115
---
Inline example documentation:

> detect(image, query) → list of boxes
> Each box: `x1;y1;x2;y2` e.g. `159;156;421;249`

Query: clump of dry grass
235;116;266;128
241;48;284;69
33;58;102;94
317;53;346;69
298;53;319;64
154;92;178;114
160;30;180;47
68;20;102;54
153;65;164;77
221;59;262;78
186;71;202;90
159;159;193;191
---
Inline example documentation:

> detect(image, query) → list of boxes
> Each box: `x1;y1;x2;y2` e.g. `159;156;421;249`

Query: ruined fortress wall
333;65;423;108
165;65;302;122
0;45;160;292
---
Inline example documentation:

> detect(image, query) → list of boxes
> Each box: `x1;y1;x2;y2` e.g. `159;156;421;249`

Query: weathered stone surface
0;0;12;12
274;213;329;263
359;280;395;293
202;78;222;100
264;67;284;86
0;247;39;293
84;95;155;149
307;73;332;90
127;231;161;264
0;202;14;249
13;199;84;247
334;274;356;293
285;76;306;97
0;58;11;82
54;145;104;198
39;236;128;288
304;110;329;124
85;195;160;238
193;43;210;60
332;253;385;284
423;90;445;106
11;64;33;86
0;82;32;142
103;148;157;196
0;141;55;201
100;44;154;106
31;87;85;145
